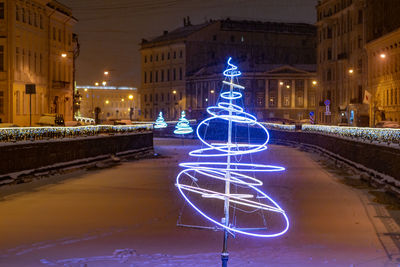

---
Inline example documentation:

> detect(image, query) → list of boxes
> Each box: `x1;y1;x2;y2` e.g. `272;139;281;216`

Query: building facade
0;0;77;126
316;0;370;126
140;18;316;121
187;63;317;121
316;0;400;126
366;28;400;125
76;85;139;122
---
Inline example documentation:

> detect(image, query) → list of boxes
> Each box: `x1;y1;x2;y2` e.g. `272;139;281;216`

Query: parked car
375;121;400;128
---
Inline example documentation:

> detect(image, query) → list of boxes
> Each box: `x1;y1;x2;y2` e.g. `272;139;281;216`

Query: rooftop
141;18;316;46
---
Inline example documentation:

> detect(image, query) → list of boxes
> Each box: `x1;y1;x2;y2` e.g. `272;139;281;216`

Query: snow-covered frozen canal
1;138;399;266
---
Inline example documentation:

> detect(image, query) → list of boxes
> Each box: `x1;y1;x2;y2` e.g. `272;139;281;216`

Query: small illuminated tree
154;111;167;129
174;111;193;134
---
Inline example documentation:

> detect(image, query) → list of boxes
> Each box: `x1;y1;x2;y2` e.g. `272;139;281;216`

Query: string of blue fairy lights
175;57;289;238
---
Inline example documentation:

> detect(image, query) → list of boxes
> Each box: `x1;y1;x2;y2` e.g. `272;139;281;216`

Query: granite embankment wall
268;129;400;181
0;132;153;176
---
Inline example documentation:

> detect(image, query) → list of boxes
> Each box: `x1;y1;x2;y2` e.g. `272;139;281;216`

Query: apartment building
0;0;77;126
140;18;316;121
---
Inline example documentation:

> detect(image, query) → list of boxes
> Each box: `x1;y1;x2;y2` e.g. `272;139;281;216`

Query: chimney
163;30;168;35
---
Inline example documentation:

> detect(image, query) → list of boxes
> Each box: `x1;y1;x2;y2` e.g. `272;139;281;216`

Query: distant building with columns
140;18;316;121
187;62;317;121
76;85;139;122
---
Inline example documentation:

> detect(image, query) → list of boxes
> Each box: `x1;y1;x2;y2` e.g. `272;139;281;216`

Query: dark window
161;70;164;82
34;13;37;27
150;71;153;83
161;53;164;61
144;71;147;83
168;52;170;60
327;48;332;60
150;55;152;62
156;54;158;61
155;94;158;102
327;69;332;81
40;14;43;29
167;69;170;81
144;55;147;63
28;10;31;24
358;10;363;24
173;51;176;59
144;94;147;102
173;68;176;80
0;91;3;114
213;35;217;41
161;93;164;102
0;3;4;19
230;35;235;42
155;71;158;82
179;68;182;80
179;50;183;58
0;46;4;71
150;94;152;102
16;5;20;21
22;8;25;23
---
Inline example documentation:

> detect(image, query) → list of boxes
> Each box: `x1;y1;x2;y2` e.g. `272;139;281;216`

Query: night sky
59;0;318;87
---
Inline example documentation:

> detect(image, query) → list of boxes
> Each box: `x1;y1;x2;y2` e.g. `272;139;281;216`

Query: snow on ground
0;138;399;266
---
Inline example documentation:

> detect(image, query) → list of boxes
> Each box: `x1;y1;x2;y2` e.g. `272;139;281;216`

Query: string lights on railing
0;125;152;143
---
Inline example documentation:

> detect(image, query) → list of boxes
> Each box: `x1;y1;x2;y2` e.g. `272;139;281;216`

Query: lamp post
128;94;134;120
61;34;80;120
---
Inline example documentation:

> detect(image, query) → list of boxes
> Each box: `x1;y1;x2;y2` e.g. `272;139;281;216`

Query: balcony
52;81;71;91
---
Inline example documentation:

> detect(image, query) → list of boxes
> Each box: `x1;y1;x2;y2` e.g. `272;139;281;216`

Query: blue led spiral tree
174;111;193;135
154;111;167;129
175;58;289;266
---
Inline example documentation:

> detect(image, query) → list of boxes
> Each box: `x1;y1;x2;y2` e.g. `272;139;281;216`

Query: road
0;138;399;266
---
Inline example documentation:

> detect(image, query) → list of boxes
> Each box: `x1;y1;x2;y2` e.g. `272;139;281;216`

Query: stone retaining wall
0;132;153;175
268;129;400;181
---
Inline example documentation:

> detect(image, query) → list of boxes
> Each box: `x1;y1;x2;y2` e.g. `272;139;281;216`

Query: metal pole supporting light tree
154;111;167;129
175;58;289;267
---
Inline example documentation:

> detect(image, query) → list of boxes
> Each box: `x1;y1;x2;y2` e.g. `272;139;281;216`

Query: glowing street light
173;90;177;94
102;81;107;86
286;85;290;89
312;80;317;86
348;68;354;74
128;94;133;100
84;88;88;92
210;90;215;94
380;53;386;59
121;98;125;102
279;81;284;86
105;100;109;104
104;71;109;75
61;53;67;58
95;82;99;86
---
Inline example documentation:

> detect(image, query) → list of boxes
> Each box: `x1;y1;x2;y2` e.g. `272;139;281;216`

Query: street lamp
102;81;107;86
380;53;386;59
61;34;80;120
348;68;354;74
104;71;109;75
95;82;99;86
128;94;134;120
312;80;317;86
